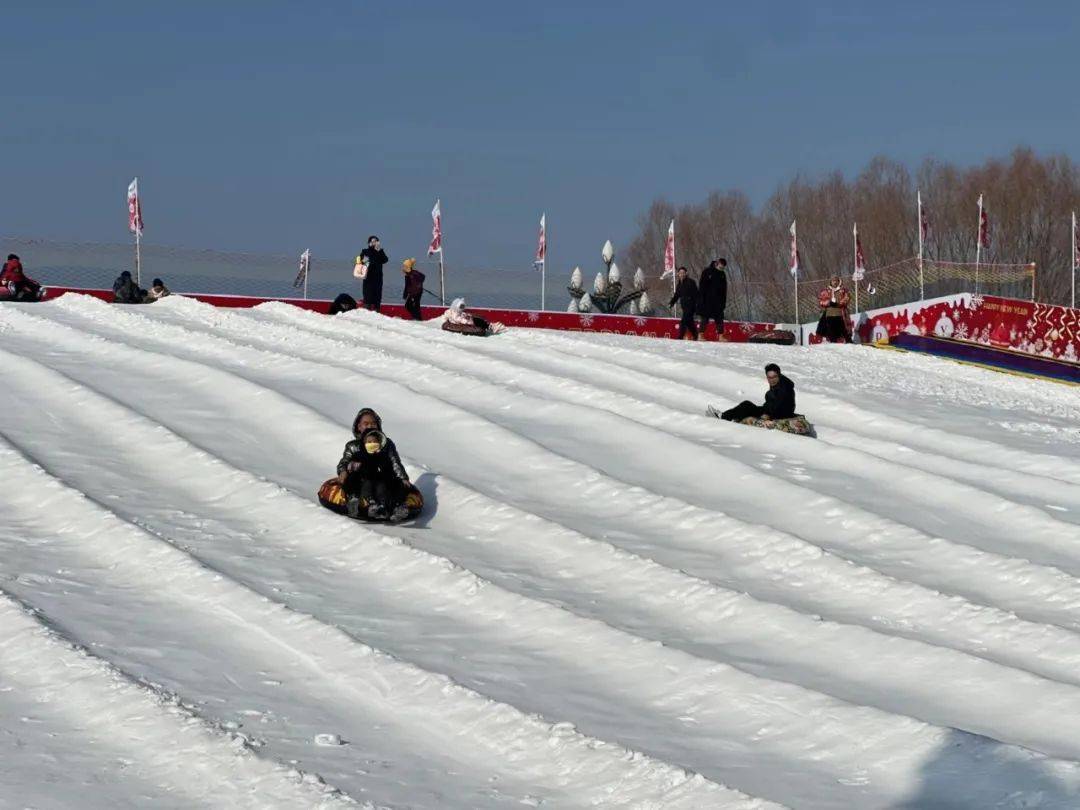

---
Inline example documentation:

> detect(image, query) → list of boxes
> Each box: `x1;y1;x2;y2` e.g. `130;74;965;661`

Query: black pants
699;310;725;337
362;278;383;312
677;308;698;340
343;473;398;508
404;294;422;320
721;401;765;422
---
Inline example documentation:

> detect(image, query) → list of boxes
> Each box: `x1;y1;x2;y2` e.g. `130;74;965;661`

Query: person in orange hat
401;258;425;320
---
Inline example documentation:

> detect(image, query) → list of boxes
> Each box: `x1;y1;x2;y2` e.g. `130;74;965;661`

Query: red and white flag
853;223;866;281
977;194;991;249
427;199;442;255
918;190;930;244
661;219;676;279
293;249;311;289
789;219;799;277
535;213;546;266
127;177;144;237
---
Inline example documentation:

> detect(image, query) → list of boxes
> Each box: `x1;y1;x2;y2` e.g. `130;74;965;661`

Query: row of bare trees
626;148;1080;314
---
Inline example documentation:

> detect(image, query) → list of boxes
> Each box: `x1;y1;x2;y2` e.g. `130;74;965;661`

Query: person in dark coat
0;254;44;301
401;258;425;320
328;293;358;315
112;270;146;304
719;364;796;423
698;257;728;338
669;266;699;340
360;235;389;313
336;408;412;521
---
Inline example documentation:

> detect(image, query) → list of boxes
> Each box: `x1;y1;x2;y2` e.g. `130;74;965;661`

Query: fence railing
3;236;1037;323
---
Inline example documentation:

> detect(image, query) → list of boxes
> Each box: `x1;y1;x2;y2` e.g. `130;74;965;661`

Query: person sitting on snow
816;276;852;343
112;270;147;304
1;254;44;301
713;363;796;425
336;408;412;521
442;297;505;335
145;277;171;301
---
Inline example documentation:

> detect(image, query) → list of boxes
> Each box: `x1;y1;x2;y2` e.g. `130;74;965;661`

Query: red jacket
818;285;850;310
1;258;26;285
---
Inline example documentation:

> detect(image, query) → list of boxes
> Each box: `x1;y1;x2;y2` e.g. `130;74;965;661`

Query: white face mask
364;441;381;454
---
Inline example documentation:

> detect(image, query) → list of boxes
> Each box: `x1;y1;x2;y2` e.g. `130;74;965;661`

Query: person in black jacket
669;266;699;340
698;257;728;338
718;364;796;423
336;408;412;521
112;271;146;304
360;235;389;313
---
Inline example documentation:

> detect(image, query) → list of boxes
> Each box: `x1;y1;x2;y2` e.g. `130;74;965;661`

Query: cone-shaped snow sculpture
593;272;606;295
633;267;646;290
579;292;593;312
608;262;620;285
601;240;615;265
570;266;582;289
567;297;579;313
638;291;651;314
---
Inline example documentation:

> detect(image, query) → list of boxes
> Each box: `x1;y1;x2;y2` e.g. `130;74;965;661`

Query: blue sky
2;1;1077;275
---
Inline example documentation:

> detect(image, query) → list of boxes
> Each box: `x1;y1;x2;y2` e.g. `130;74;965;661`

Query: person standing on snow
816;276;852;343
360;235;389;313
698;257;728;339
669;266;699;340
401;258;425;320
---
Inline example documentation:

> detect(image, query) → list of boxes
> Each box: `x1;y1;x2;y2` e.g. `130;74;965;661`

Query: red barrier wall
40;287;776;342
856;294;1079;364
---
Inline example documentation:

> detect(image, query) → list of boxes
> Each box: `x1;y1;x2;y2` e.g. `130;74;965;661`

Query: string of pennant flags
123;180;1080;311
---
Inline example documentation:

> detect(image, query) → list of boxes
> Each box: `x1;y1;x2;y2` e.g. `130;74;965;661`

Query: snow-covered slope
1;293;1079;809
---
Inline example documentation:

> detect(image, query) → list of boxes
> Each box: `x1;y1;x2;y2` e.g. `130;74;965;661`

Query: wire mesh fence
0;237;550;311
3;236;1038;322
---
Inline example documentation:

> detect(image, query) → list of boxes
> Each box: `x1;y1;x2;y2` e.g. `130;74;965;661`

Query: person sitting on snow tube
112;270;147;304
0;254;44;301
335;408;413;522
442;297;489;335
717;363;796;425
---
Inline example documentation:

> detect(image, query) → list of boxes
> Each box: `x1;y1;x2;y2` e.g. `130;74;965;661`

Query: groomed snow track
1;293;1079;809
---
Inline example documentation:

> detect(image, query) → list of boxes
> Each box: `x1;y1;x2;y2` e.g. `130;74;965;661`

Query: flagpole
975;195;983;295
917;191;925;300
541;213;546;311
792;220;800;344
853;223;859;314
304;252;309;300
1072;211;1076;309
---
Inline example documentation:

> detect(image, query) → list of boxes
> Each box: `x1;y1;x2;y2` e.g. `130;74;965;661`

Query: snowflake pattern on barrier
579;314;594;328
527;311;540;323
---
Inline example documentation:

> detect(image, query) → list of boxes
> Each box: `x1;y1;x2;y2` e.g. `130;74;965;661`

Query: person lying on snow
1;254;44;301
335;408;413;522
715;363;795;425
112;271;147;304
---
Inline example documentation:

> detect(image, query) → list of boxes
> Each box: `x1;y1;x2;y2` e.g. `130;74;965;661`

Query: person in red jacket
815;276;851;343
401;258;425;320
0;254;44;301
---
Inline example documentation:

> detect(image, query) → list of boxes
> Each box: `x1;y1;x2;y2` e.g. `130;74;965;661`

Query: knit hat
152;278;164;287
402;258;416;271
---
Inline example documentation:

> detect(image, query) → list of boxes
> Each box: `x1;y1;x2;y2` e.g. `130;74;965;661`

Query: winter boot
346;495;363;519
367;502;388;521
388;503;411;523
